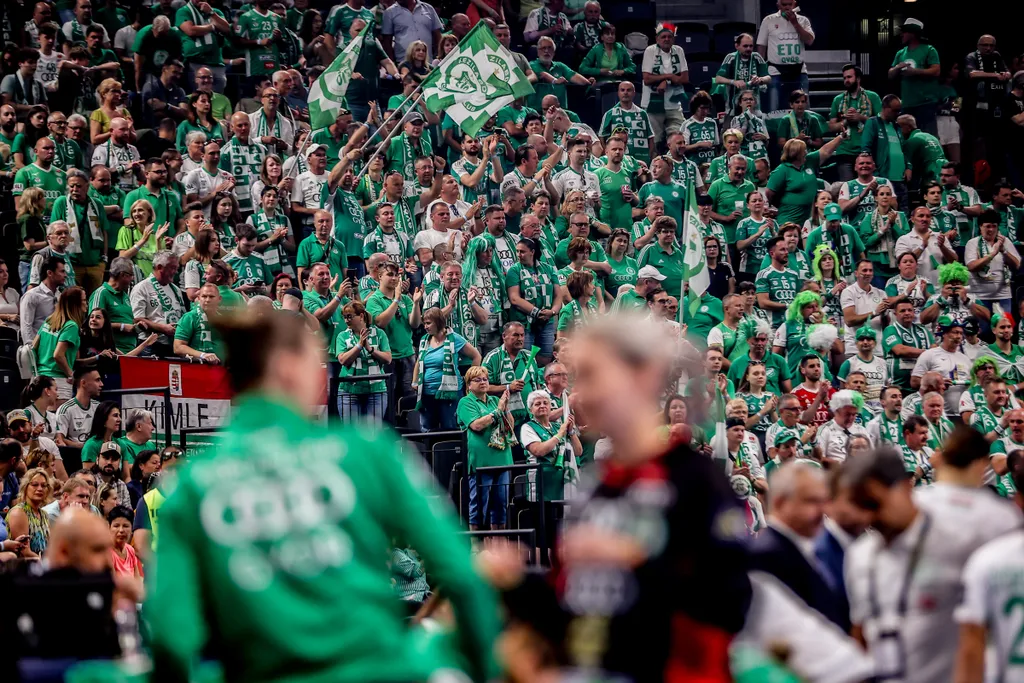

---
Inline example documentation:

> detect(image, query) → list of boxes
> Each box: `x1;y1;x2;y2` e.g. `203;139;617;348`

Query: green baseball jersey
755;265;799;328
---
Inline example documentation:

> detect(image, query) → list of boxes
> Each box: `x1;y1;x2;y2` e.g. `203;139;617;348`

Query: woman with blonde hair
802;189;833;243
555;190;588;237
399;40;431;82
90;78;133;145
706;128;754;184
183;229;223;301
5;467;54;558
16;187;47;288
116;198;169;278
249;153;294;211
33;285;87;399
765;133;844;225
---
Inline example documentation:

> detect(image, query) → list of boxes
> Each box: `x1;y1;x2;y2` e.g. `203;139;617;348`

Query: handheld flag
308;20;372;130
681;181;710;316
420;22;534;138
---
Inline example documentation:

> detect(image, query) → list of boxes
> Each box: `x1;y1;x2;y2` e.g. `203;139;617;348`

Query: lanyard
867;512;932;621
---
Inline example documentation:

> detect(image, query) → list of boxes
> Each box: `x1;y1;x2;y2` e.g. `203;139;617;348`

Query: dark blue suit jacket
749;526;850;632
814;526;849;609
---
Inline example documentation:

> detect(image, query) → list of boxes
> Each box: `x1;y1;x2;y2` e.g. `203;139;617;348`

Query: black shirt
1006;92;1024;149
707;260;735;301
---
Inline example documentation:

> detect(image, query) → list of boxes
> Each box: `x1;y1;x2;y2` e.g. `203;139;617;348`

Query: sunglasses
161;450;182;461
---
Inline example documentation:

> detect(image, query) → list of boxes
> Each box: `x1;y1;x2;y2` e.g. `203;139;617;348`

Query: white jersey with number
183;166;235;220
756;10;813;75
956;529;1024;683
55;398;98;445
36;50;60;89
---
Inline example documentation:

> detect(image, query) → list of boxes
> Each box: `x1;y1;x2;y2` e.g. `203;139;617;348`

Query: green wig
786;290;823;323
810;243;843;283
461;233;502;291
970;355;1003;385
938;262;970;286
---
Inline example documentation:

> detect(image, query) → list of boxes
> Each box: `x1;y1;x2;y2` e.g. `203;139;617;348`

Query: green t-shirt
296;234;348;282
334;326;390;394
892;44;941;108
728;352;790;395
637;243;684;300
682;293;724;345
326;3;375;45
595;166;635;230
90;283;135;354
505;262;559;321
49;195;107;267
35;320;79;379
604;255;638;296
707;177;756;242
755;265;800;328
14;163;66;217
302;289;344;348
365;289;415;359
804;223;866;277
636;180;685;235
122;187;182;234
173;308;223;356
457;393;514;471
238;8;281;77
882;321;934;390
735;216;774;274
597;104;654;162
175;4;226;65
766;156;820;225
332;189;370;259
706;154;754;186
829;89;883;157
527;60;577;111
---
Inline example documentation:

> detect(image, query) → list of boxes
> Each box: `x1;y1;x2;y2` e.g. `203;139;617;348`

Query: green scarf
148;274;186;323
64;197;103;256
396;133;426;182
416;333;461;402
784;110;809;139
867;209;900;267
490;345;539;414
462;234;508;313
977;235;1010;284
431;286;478;347
517;263;557;320
838;89;874;132
185;1;216;49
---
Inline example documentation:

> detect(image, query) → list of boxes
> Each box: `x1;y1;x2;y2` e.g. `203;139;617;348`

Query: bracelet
199;353;208;361
528;306;540;323
995;425;1006;437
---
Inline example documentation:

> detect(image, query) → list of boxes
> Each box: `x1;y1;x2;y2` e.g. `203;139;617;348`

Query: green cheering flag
420;22;534;138
682;182;710;315
308;20;372;130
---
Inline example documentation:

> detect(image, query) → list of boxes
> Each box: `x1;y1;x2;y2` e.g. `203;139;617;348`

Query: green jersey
766;156;821;226
296;234;347;282
669;156;702;190
892;44;941;108
48;135;83;172
247;209;291;275
334;326;390;394
828;89;882;157
728;352;790;395
682;292;724;346
604;255;638;296
504;262;559;323
766;419;813;458
363;227;414;264
707;177;756;242
706;153;754;186
840;178;894;226
122;187;182;235
884;275;933;320
90;283;135;353
987;343;1024;386
224;251;273;289
905;129;946;184
597;104;654;162
326;3;374;45
175;3;225;65
451;157;497;205
971;405;1008;437
595;166;635;230
636;180;686;234
990;436;1023;496
754;265;799;328
35;320;78;379
238;8;282;77
734;216;774;273
680;116;719;165
147;393;499;683
49;195;108;267
331;190;370;259
303;289;345;348
804;223;865;276
637;242;684;301
14;163;66;218
882;321;934;391
740;392;773;433
757;250;811;281
868;413;904;449
942;184;981;245
365;289;415;359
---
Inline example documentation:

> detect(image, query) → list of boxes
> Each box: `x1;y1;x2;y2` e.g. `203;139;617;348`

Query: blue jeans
767;72;809;113
338;392;386;424
524;318;556;360
419;393;459;432
18;261;30;293
468;469;509;526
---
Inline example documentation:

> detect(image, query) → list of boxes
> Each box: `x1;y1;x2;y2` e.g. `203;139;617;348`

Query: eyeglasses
197;75;213;81
571;221;589;227
160;450;182;462
342;314;354;320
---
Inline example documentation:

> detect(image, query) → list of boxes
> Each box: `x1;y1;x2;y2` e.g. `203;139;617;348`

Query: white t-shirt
965;236;1019;301
955;529;1024;683
492;233;519;276
894;230;944;286
912;346;972;416
91;142;141;192
412;228;454;256
35;50;60;90
551;166;599;212
55;397;98;445
114;25;138;55
839;284;887;348
291;170;333;225
639;44;688;110
756;10;814;75
183;166;234;220
130;277;187;345
815;420;868;462
916;482;1022;544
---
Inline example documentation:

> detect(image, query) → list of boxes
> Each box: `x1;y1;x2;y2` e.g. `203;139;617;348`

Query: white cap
637;265;666;281
304;143;327;159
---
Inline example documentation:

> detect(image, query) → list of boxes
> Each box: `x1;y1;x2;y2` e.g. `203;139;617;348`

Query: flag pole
352;93;426;184
357;86;430;153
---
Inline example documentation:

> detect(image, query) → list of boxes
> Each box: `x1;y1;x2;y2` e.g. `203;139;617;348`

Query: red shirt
793;383;835;426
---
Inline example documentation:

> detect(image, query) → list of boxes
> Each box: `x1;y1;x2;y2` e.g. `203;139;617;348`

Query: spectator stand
100;384;173;449
0;324;18;411
471;462;561;567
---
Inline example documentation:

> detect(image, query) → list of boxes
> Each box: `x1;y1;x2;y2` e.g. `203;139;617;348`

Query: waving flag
308;20;372;130
419;23;534;137
682;182;710;315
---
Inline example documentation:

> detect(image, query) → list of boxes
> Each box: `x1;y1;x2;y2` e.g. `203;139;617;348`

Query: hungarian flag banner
420;22;534;137
308;20;373;130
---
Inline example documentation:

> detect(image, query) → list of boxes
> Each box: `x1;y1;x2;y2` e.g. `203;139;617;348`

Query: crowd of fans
0;0;1024;680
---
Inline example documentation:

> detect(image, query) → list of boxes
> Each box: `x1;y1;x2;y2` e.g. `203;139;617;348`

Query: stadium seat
605;0;655;26
0;364;20;411
431;440;463;490
712;21;758;55
676;22;711;54
685;53;723;92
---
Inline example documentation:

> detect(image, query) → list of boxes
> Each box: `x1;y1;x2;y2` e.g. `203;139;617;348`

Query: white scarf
64;196;102;256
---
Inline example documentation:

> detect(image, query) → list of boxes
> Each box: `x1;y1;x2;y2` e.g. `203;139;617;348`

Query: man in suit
749;461;851;631
814;466;871;626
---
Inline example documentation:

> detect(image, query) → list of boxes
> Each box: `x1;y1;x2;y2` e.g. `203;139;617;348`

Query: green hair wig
461;233;501;291
938;262;970;286
786;290;823;323
810;243;843;283
970;355;1003;384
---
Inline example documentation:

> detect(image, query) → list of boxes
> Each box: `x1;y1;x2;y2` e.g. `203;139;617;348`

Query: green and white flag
682;181;710;314
420;23;534;138
308;20;372;130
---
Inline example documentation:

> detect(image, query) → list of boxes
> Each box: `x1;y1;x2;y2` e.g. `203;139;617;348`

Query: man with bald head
48;507;114;574
965;34;1012;167
91;117;142;192
13;136;66;220
902;369;944;420
750;461;850;630
219;112;267;215
193;65;232;124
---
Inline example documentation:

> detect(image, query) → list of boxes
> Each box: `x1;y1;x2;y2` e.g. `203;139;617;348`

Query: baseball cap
937;315;964;332
775;432;800;446
6;409;29;426
304;143;327;159
405;111;425;125
963;319;980;336
696;193;714;207
855;326;876;340
100;441;122;458
637;265;666;281
823;203;843;222
901;18;924;35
